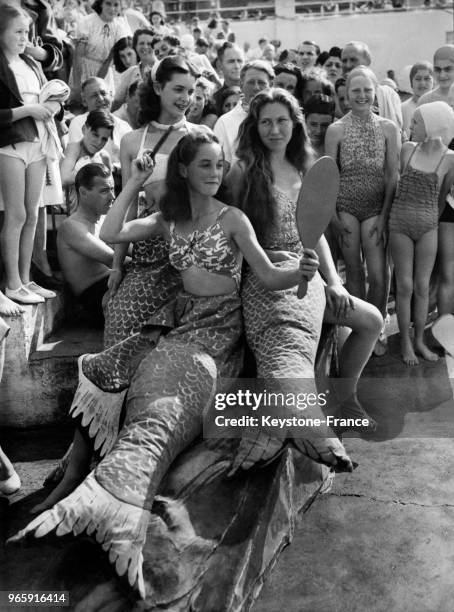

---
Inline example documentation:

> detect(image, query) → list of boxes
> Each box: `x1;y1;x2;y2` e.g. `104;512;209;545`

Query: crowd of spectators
2;0;454;497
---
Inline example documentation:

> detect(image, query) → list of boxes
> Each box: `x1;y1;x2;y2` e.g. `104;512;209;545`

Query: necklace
151;117;186;130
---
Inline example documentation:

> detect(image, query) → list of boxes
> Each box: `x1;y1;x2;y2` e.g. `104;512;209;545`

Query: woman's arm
226;208;318;291
0;104;53;126
100;156;161;244
108;132;139;293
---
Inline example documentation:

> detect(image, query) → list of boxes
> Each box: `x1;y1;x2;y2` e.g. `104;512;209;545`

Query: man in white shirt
214;60;274;168
68;77;132;166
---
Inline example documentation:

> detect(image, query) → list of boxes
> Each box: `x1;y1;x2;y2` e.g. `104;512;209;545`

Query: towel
39;79;70;160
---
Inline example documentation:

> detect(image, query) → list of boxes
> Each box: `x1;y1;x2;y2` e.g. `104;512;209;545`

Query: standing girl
0;4;59;307
389;102;454;364
325;66;400;353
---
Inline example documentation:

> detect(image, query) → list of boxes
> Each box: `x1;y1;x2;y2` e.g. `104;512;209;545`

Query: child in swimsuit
325;66;400;356
388;101;454;365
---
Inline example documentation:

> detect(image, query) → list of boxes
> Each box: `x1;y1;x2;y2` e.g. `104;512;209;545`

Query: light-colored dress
72;13;131;96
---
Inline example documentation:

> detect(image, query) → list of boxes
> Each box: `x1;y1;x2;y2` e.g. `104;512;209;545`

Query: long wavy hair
236;88;314;242
160;129;221;223
138;55;199;126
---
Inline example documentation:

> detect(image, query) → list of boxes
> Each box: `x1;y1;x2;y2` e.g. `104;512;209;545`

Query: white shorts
0;141;45;167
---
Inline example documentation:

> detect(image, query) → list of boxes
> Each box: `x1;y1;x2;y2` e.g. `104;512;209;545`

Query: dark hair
215;85;242;115
163;35;180;48
151;34;163;49
112;37;136;73
0;4;30;36
127;79;140;97
160;129;221;222
304;93;336;118
150;10;165;25
75;163;111;197
334;76;346;93
236;88;313;242
409;60;433;86
196;37;209;48
274;62;304;104
207;18;218;29
301;40;320;56
328;46;342;59
216;41;242;62
92;0;120;16
85;109;115;132
132;28;155;50
138;55;199;125
316;51;329;67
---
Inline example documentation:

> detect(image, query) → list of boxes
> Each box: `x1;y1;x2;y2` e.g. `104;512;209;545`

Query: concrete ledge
0;295;103;428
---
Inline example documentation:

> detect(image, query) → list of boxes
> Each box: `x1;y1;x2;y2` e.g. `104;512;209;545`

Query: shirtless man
57;164;116;327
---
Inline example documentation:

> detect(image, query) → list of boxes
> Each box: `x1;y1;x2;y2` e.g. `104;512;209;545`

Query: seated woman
227;88;383;430
9;130;351;597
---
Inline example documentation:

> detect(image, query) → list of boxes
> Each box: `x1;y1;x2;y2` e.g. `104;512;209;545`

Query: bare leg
30;428;91;513
338;211;366;299
20;160;47;285
361;216;390;355
437;222;454;315
389;231;418;365
0;157;27;290
413;229;439;362
32;207;52;276
361;216;390;317
324;295;382;430
0;444;21;495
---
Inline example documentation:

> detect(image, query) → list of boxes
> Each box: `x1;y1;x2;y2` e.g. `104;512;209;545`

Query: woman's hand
266;250;300;263
131;151;155;183
325;281;355;319
107;268;123;297
27;104;54;121
368;215;387;246
300;248;319;281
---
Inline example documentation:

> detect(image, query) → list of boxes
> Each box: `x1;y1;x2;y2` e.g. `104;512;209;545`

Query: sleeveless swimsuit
388;144;447;241
336;112;386;222
169;206;242;290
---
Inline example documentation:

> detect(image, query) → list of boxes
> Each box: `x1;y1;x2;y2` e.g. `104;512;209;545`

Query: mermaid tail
8;471;150;598
10;342;219;597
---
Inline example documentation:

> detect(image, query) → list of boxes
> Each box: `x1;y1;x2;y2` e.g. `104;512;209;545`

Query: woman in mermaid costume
227;88;383;435
10;130;352;597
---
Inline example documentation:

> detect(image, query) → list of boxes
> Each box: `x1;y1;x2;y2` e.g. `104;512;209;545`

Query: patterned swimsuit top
168;207;242;289
395;143;447;205
337;112;386;211
261;186;303;254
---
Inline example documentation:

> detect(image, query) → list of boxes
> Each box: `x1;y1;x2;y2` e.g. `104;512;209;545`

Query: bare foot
30;470;87;514
401;337;419;366
0;291;24;317
415;339;439;363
